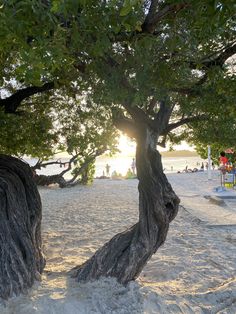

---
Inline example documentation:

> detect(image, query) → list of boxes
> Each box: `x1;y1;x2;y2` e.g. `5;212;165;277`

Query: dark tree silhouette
0;155;45;299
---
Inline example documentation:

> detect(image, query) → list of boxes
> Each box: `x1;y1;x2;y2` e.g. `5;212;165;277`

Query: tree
0;0;236;291
187;116;236;164
32;100;118;187
69;1;236;283
0;155;45;299
0;84;119;185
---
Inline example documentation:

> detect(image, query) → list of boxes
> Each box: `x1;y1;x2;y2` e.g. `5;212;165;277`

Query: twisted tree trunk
34;173;68;188
72;126;179;284
0;155;45;299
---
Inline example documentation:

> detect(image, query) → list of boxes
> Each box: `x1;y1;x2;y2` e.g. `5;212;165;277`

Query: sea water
25;155;205;179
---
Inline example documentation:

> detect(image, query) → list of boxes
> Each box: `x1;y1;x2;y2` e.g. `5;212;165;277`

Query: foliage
125;168;136;179
111;170;123;180
0;103;59;158
79;161;95;185
0;0;235;158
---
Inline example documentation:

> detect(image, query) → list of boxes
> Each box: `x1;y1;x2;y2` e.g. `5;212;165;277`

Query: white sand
0;171;235;313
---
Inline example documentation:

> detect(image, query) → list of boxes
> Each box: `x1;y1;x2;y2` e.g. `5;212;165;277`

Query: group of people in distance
102;151;231;178
178;151;231;174
101;158;136;179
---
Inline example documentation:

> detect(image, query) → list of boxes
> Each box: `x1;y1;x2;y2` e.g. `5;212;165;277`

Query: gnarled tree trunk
0;155;45;299
71;126;179;284
34;173;68;188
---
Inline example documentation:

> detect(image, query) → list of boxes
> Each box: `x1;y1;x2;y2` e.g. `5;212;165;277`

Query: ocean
26;155;205;179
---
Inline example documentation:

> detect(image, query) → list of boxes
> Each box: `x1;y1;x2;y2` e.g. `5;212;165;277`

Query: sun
117;134;136;156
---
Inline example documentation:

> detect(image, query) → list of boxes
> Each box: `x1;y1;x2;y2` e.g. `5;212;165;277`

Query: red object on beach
220;156;228;165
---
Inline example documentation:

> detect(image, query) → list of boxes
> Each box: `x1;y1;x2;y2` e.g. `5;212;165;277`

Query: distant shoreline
160;150;199;157
101;150;199;159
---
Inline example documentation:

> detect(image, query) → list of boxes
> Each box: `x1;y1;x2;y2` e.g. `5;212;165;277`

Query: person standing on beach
131;158;136;175
105;164;110;177
219;151;228;165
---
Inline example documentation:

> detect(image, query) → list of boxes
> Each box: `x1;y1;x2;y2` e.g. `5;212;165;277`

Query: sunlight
117;135;194;155
117;134;136;156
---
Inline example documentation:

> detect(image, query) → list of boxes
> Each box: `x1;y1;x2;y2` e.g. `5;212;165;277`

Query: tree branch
113;115;138;139
32;158;64;170
0;82;55;114
60;154;78;176
147;97;158;115
67;149;105;185
157;135;167;148
32;154;78;177
190;43;236;70
142;2;189;33
152;100;174;133
162;114;208;135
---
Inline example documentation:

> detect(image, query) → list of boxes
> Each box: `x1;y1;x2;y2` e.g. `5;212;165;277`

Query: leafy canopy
0;0;235;157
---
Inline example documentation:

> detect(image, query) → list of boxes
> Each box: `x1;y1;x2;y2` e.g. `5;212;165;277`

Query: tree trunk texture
0;155;45;299
72;127;180;284
34;174;68;188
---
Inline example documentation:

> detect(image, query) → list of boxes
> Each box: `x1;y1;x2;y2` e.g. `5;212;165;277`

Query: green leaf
120;4;132;16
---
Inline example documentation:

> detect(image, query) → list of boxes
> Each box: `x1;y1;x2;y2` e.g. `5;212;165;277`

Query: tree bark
34;174;68;188
71;126;179;284
0;155;45;299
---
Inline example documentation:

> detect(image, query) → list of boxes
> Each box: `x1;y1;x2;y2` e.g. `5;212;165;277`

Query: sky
117;134;195;156
56;134;195;159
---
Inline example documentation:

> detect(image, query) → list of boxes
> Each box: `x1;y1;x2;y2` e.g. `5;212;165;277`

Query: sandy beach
0;170;235;313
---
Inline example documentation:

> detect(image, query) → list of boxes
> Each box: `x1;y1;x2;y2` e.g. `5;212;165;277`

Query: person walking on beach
131;158;136;175
105;163;110;177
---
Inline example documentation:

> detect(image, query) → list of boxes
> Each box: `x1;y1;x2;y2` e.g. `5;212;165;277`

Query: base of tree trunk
0;155;45;299
71;146;179;285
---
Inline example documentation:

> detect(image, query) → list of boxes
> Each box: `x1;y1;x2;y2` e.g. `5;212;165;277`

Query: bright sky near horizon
117;134;195;156
56;134;195;158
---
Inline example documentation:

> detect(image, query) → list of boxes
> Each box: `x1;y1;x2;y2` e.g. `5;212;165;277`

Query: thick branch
157;135;167;148
34;148;106;187
171;72;210;96
147;97;158;115
144;0;159;26
33;154;79;178
171;87;201;96
113;115;138;139
163;114;208;135
190;43;236;70
172;71;208;96
32;159;64;170
0;82;55;114
152;100;174;134
142;2;188;33
173;44;236;96
60;154;78;176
